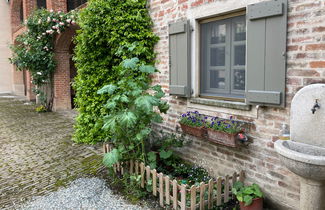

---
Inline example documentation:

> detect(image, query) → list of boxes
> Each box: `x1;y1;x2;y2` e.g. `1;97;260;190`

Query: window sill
189;97;251;111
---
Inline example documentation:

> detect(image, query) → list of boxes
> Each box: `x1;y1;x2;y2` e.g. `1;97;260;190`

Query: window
200;15;246;99
37;0;47;9
67;0;87;11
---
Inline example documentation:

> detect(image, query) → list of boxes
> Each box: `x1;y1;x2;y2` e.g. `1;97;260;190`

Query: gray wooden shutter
246;0;287;107
169;20;191;97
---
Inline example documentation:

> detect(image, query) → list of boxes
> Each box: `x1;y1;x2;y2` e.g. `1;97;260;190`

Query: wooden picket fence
103;144;245;210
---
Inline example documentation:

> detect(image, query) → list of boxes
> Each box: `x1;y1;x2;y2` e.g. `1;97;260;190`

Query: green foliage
232;181;263;206
73;0;159;144
9;9;77;108
35;105;47;113
99;54;168;166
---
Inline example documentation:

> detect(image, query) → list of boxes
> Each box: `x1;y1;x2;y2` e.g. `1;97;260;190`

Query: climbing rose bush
10;9;77;107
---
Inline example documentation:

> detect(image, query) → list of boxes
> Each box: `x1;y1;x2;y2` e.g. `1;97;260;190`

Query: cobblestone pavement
0;95;103;209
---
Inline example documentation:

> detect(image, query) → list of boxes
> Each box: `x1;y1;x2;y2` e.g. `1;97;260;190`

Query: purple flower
204;116;208;119
217;121;221;126
181;114;186;117
230;116;233;120
226;124;231;128
231;120;235;124
194;111;199;114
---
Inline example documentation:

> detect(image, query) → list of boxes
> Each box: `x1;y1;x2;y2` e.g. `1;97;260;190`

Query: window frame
197;10;246;103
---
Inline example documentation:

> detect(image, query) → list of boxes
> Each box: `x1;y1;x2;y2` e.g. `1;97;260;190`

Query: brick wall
149;0;325;209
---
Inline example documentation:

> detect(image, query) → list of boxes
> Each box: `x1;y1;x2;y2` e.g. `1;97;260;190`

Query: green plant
146;132;185;169
35;105;47;113
73;0;159;144
180;111;206;127
100;54;169;167
10;9;77;109
207;116;243;134
232;181;263;206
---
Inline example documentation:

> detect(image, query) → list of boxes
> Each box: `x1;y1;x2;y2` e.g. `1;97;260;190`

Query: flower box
180;123;206;138
207;128;239;147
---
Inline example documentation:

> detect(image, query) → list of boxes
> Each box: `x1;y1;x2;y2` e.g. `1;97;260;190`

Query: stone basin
274;140;325;181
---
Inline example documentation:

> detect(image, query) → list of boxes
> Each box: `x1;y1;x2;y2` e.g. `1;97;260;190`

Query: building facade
149;0;325;209
0;0;13;94
7;0;325;209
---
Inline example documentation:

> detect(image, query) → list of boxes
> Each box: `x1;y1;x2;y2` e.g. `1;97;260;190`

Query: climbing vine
10;9;77;108
73;0;159;144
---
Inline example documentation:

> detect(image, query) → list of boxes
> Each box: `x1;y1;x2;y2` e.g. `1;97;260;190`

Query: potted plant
205;116;244;147
179;111;207;138
232;181;263;210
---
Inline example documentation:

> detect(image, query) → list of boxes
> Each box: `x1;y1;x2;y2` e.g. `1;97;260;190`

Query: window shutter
169;20;191;97
246;0;287;107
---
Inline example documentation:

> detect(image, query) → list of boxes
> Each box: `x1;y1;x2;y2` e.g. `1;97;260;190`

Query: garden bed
103;144;244;210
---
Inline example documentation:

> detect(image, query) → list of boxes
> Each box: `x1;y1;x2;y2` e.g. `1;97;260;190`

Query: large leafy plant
232;181;263;206
10;9;77;108
99;54;169;167
73;0;158;144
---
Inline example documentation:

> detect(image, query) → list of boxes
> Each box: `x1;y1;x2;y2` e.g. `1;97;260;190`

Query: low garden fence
103;144;245;210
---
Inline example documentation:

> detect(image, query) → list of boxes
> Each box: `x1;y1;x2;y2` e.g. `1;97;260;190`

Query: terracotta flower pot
239;197;263;210
180;123;206;138
207;128;238;147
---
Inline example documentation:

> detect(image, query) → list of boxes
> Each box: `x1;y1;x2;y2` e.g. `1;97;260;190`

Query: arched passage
53;25;78;111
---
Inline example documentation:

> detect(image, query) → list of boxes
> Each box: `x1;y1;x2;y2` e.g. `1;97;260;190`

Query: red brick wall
149;0;325;209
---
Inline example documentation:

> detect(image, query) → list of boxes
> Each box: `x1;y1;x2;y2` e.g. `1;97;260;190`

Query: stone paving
0;95;103;209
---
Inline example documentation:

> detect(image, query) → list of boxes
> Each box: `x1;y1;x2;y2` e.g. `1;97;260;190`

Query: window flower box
207;128;239;147
179;123;206;138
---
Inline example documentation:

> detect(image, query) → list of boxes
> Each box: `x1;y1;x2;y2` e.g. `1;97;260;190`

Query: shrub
73;0;158;144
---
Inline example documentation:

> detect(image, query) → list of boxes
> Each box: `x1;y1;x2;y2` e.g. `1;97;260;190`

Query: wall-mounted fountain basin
274;140;325;181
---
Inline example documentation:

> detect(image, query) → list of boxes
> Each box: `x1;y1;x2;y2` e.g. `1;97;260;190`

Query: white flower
59;22;64;26
42;33;46;36
38;19;42;24
50;9;54;12
71;21;76;25
37;72;42;75
47;17;51;22
66;19;71;23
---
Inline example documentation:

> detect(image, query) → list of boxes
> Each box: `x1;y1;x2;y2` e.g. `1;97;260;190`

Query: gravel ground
19;177;149;210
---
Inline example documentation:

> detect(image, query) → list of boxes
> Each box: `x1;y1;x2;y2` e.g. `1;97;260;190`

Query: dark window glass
37;0;47;9
67;0;87;11
200;15;246;97
19;1;24;23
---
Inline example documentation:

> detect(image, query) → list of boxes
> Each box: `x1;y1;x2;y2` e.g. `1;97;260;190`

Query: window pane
233;69;245;91
234;45;246;66
210;47;225;66
210;70;226;89
211;23;226;44
234;21;246;41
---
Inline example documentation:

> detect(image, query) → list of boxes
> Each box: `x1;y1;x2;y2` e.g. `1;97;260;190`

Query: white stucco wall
0;0;13;94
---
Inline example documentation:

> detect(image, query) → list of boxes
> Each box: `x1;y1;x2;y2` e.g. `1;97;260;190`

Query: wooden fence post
224;175;230;203
165;176;170;205
199;182;205;210
172;180;177;209
159;173;164;207
216;177;222;206
152;169;157;196
140;162;145;188
180;184;186;210
208;179;213;209
190;185;196;210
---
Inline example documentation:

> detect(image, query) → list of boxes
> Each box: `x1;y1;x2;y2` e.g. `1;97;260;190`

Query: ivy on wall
73;0;159;144
10;9;77;108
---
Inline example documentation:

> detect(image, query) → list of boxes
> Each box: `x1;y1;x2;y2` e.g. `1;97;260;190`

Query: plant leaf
102;116;117;131
103;149;120;167
122;57;139;69
97;84;117;95
159;149;173;159
136;128;151;141
119;111;137;128
139;65;155;73
134;95;159;113
243;195;253;206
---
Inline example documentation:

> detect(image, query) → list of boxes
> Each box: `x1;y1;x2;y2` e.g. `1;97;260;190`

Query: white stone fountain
274;84;325;210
